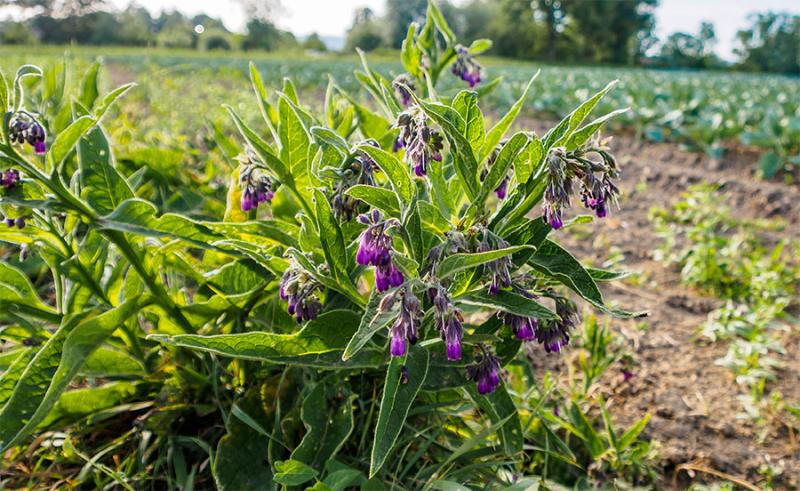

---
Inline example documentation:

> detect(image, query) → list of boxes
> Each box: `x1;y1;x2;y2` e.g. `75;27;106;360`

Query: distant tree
385;0;428;48
114;6;152;46
0;0;103;16
735;12;800;74
303;32;327;52
345;7;384;53
0;21;38;45
243;18;281;50
657;21;718;69
156;23;194;49
563;0;658;64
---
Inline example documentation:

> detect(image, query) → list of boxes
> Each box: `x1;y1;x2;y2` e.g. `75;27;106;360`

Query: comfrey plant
0;3;643;488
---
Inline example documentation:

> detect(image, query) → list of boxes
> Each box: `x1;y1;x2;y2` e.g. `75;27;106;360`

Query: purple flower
385;288;422;357
495;177;508;200
431;285;464;361
536;298;579;353
451;44;482;87
279;260;323;323
467;351;502;395
239;165;274;212
9;114;47;155
498;312;538;341
393;108;444;177
479;233;512;295
333;141;380;220
392;74;416;107
356;210;404;292
622;369;634;382
1;169;20;190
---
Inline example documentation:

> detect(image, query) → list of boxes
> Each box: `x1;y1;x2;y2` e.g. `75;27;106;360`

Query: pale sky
5;0;800;59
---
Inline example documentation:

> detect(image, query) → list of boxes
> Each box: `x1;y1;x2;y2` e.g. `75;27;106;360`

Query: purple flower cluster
239;166;274;212
393;109;443;177
542;141;620;230
333;142;379;220
1;169;20;190
356;210;404;292
467;351;502;395
430;285;464;361
451;44;482;87
9;114;46;155
279;262;323;323
479;233;512;295
392;74;416;107
498;310;538;342
536;298;579;353
381;287;423;357
5;216;25;229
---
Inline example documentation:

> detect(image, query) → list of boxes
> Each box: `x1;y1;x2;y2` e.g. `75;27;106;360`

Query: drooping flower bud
393;107;443;177
386;288;423;357
9;113;47;155
278;259;323;324
1;169;20;190
536;298;579;353
431;284;463;361
332;141;380;221
451;44;482;87
467;350;502;395
478;230;512;295
356;210;404;292
392;74;416;107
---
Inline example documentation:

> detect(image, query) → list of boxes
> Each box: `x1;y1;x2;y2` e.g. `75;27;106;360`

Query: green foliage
652;185;798;418
0;4;642;488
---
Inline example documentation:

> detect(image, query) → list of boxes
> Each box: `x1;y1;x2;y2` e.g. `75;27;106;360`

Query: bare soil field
528;126;800;489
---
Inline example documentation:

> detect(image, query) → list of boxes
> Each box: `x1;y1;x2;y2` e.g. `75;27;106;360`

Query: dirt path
534;131;800;489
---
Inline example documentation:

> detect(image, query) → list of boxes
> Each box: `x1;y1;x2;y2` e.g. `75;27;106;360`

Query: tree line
1;0;798;74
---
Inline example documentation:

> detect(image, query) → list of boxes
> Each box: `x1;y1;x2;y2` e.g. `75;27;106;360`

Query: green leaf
436;245;532;279
0;70;8;113
274;460;318;486
91;83;135;121
0;299;141;450
566;108;629;151
78;61;100;109
618;413;651;451
0;263;55;316
458;290;557;320
465;383;523;455
78;125;134;214
152;310;383;368
370;346;429;477
427;0;455;43
400;23;421;78
544;80;618;150
345;185;401;218
292;382;354;469
587;267;631;282
480;72;538;162
12;65;42;110
414;97;480;199
529;240;645;319
278;95;311;179
38;381;138;429
452;90;484;155
759;152;782;177
225;106;293;187
50;115;96;168
313;189;351;283
468;39;492;55
473;132;529;208
0;348;35;407
357;145;415;206
515;133;543;185
342;289;398;361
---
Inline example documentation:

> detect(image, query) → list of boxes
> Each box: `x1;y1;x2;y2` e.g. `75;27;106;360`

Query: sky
6;0;800;59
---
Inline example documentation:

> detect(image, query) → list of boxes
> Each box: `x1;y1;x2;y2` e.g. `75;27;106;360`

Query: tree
564;0;659;64
657;22;718;69
345;7;384;53
385;0;428;48
735;13;800;74
303;33;327;52
0;21;38;45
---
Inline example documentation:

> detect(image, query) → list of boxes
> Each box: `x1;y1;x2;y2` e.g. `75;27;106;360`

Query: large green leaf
152;310;383;368
529;240;645;318
78;125;134;214
457;290;556;320
357;144;415;206
38;381;138;429
313;189;351;284
452;90;485;155
0;299;141;450
544;80;618;150
480;72;538;162
278;95;312;179
50;115;96;168
342;289;398;361
370;346;429;477
436;245;532;279
292;382;354;469
0;263;56;317
472;132;529;210
345;185;401;218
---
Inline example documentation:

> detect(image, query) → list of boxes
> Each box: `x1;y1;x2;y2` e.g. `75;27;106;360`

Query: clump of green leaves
0;2;642;488
651;184;798;421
